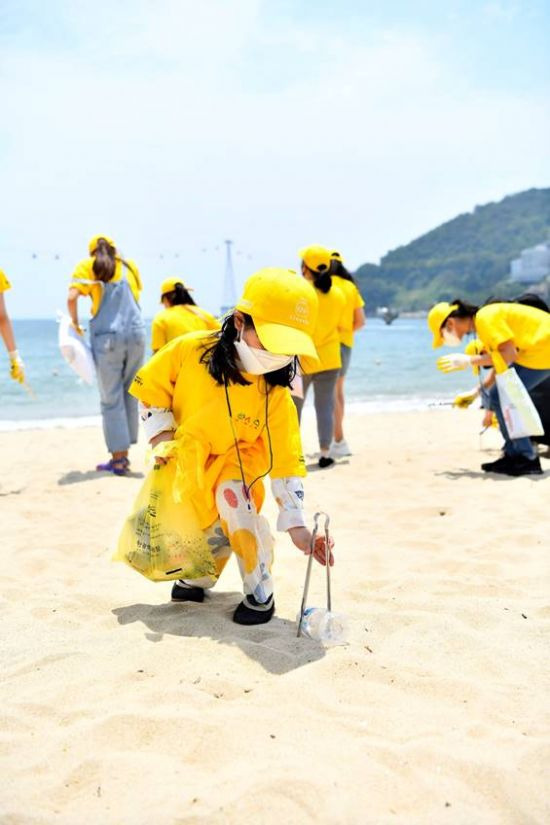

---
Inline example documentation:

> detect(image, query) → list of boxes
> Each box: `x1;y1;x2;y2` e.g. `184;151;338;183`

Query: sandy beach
1;409;549;825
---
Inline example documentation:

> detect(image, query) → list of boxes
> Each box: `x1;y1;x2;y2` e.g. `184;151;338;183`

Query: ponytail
330;257;356;284
163;282;196;307
92;238;116;282
312;270;332;295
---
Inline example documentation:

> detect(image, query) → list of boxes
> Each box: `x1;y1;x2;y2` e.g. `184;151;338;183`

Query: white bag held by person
495;368;543;439
57;312;96;385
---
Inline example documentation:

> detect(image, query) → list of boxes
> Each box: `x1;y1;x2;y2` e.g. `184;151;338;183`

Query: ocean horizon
0;317;476;429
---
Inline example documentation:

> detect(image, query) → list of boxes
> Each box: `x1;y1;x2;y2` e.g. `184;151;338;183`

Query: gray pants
293;369;339;450
92;330;146;453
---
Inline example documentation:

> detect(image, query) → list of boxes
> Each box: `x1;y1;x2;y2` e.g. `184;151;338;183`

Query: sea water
0;318;477;428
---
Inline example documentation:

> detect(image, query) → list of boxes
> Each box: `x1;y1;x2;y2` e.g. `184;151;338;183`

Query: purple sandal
96;457;130;476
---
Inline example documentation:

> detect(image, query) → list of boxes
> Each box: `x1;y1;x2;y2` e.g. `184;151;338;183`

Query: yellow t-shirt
151;304;220;351
334;275;365;348
475;303;550;373
300;282;346;374
69;258;142;316
130;331;305;528
0;269;11;293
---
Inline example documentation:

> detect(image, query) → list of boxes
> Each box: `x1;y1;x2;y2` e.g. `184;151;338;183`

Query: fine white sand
1;409;549;825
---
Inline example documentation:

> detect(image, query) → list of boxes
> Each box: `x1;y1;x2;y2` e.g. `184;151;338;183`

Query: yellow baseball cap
236;267;319;359
331;250;344;262
299;245;332;274
88;234;116;254
427;302;459;348
160;277;194;297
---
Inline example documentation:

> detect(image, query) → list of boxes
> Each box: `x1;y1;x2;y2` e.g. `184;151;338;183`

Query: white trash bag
495;368;543;440
58;312;95;385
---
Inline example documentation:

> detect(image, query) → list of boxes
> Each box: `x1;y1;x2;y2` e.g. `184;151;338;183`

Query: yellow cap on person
160;277;194;297
299;245;333;274
88;234;116;254
427;302;459;348
331;250;344;262
236;267;319;359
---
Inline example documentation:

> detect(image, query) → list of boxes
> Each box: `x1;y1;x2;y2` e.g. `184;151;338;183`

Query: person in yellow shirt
329;251;365;457
129;267;334;625
292;245;346;468
0;269;25;384
428;298;550;476
151;277;220;352
67;235;146;475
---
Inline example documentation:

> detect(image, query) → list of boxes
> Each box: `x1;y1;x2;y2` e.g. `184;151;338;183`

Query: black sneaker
506;456;543;477
481;455;514;473
171;582;205;603
482;454;543;476
318;456;335;469
233;595;275;625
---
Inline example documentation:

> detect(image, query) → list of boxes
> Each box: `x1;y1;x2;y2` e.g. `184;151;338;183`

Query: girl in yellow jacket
330;252;365;457
293;245;346;468
0;269;25;384
129;267;334;625
151;277;220;352
428;298;550;476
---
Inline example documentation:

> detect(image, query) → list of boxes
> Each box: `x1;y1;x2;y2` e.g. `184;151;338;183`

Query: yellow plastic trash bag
114;460;217;582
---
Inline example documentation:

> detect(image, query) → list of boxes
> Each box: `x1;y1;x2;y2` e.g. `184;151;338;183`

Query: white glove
437;354;473;373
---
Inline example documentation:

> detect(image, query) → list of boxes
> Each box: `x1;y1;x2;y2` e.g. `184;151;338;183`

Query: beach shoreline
1;411;549;824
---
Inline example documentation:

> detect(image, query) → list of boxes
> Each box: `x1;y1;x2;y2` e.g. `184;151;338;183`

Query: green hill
355;188;550;311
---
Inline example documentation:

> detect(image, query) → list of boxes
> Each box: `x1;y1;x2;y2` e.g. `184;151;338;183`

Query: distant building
510;242;550;284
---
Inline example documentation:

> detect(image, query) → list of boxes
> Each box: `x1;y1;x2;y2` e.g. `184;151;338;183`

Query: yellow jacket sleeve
151;314;167;352
130;336;187;408
263;386;306;478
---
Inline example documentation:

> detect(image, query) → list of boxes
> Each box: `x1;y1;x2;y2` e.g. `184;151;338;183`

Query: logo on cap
295;298;309;317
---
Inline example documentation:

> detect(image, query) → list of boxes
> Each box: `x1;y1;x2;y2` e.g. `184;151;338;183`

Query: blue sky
1;0;549;318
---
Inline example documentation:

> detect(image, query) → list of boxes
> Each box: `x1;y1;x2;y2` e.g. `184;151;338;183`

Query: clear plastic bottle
298;607;348;645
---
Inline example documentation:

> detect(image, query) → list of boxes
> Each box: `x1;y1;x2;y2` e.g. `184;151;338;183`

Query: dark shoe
482;454;543;476
506;456;543;477
96;457;130;476
318;456;335;469
481;455;514;473
233;595;275;625
171;582;205;603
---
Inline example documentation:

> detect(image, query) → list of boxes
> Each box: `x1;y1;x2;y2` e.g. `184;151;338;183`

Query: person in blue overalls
67;235;146;475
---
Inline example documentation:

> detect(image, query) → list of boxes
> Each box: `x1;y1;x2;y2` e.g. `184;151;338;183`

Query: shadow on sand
435;467;546;482
112;592;326;675
58;469;144;485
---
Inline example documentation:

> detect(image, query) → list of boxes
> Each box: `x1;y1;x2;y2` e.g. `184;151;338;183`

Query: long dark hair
163;282;196;307
330;256;356;284
199;313;297;388
91;237;134;283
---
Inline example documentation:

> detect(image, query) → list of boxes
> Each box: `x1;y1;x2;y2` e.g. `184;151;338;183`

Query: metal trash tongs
297;511;331;637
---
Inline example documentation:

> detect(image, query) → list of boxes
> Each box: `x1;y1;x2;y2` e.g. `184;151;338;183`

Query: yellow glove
437;354;473;373
9;350;25;384
453;388;479;409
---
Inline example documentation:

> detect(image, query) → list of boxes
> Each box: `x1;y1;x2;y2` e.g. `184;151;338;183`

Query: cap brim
432;331;444;348
255;320;319;360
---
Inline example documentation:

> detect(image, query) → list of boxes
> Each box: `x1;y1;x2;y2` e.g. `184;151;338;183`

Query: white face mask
442;329;461;347
234;335;295;375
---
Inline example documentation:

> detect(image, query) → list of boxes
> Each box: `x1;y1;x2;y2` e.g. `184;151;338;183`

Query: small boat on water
376;306;399;325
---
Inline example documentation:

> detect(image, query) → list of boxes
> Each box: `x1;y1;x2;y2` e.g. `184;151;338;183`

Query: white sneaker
330;439;352;458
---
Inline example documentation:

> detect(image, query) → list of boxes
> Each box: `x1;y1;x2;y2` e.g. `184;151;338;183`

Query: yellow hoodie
129;331;305;528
